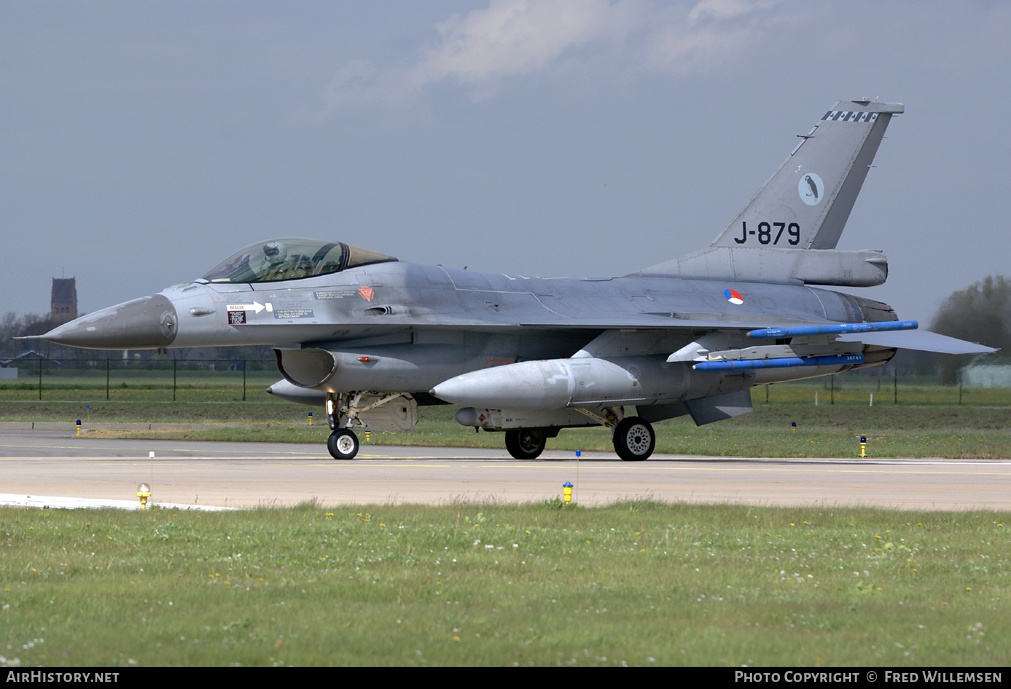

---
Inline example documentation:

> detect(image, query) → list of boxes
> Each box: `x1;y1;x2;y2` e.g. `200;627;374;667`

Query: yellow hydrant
562;482;573;505
859;435;867;458
136;483;152;511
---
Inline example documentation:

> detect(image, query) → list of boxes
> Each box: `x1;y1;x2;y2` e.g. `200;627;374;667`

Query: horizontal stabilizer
837;330;998;355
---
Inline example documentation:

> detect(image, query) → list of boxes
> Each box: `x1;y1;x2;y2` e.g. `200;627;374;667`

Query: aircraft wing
519;313;994;354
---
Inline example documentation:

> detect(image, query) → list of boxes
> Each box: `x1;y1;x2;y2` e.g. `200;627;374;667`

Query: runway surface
2;430;1011;511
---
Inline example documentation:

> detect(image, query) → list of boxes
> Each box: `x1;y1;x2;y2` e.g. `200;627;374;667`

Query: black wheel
505;428;546;459
612;417;655;461
327;429;360;460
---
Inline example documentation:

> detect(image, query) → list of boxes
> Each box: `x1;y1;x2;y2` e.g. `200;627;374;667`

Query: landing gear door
343;393;419;432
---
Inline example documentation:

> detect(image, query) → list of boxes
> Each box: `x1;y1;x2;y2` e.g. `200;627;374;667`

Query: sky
3;0;1010;327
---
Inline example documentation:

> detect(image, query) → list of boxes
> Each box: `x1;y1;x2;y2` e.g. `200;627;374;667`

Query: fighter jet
39;99;995;461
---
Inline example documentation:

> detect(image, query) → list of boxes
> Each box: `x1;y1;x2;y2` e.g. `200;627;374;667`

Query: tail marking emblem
799;173;824;206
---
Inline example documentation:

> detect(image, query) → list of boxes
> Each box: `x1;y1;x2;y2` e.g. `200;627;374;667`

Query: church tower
50;277;78;325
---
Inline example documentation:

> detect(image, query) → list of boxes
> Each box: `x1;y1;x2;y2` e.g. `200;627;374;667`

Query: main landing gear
504;428;547;460
501;415;657;461
611;416;655;461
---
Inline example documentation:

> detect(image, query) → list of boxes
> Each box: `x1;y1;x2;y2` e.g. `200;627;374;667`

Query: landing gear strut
612;416;655;461
504;428;547;459
325;392;361;460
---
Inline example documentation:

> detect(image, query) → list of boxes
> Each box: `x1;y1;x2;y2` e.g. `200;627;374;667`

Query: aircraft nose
40;294;179;349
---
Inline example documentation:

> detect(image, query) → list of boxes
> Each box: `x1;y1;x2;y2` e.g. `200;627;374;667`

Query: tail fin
712;98;903;250
639;99;903;286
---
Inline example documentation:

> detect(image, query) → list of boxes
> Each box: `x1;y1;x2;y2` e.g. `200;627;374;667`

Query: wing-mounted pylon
666;327;866;382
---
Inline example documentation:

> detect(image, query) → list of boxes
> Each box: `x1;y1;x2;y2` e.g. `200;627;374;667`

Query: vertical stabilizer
711;99;903;250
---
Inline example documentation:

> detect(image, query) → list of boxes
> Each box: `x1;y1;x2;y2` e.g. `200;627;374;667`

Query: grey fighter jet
39;99;996;461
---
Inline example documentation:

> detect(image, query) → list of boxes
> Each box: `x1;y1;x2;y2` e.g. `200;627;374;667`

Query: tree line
928;274;1009;383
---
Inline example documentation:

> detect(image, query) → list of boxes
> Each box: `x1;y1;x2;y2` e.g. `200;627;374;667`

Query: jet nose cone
41;294;179;349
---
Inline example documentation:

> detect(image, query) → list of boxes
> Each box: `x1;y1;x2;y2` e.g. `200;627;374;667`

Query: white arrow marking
226;301;266;314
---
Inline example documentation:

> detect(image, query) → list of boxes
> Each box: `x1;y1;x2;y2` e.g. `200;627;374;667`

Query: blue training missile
692;354;864;371
746;320;918;339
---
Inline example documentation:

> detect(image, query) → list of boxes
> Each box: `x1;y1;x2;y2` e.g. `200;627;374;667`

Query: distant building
51;277;78;325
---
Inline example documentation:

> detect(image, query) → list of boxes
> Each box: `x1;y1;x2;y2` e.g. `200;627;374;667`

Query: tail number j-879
734;222;801;245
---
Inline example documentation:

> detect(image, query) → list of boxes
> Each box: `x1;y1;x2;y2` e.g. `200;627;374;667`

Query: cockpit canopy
201;238;397;284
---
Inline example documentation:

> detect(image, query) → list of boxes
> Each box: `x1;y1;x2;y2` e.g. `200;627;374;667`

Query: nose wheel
327;429;360;460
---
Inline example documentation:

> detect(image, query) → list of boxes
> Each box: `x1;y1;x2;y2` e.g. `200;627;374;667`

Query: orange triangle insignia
358;286;374;302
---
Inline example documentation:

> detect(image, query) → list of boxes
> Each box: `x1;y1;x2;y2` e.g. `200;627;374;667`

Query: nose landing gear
327;428;360;460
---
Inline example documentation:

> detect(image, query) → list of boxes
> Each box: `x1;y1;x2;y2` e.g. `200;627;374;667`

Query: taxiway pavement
3;430;1010;511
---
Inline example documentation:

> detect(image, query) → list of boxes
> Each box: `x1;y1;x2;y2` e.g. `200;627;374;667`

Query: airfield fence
0;357;279;403
1;357;1010;406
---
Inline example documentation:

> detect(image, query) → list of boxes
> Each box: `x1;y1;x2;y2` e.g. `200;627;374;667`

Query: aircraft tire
613;417;655;461
505;429;546;460
327;429;360;460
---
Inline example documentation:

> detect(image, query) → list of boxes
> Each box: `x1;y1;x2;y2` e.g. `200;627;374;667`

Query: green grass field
2;502;1008;667
3;375;1009;666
